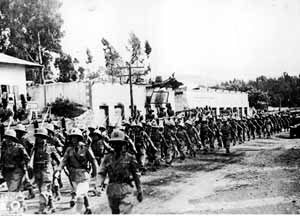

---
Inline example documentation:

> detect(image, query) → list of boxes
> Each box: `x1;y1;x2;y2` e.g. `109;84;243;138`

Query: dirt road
22;132;300;214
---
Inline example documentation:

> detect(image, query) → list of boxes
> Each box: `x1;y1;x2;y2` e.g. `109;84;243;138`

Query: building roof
149;76;183;89
0;53;42;67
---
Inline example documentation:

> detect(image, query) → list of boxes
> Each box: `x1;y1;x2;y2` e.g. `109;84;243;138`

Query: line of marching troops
0;107;292;214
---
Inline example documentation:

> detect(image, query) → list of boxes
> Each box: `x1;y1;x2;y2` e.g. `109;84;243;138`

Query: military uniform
98;129;143;214
58;128;97;214
32;128;60;214
0;130;29;192
221;120;232;154
14;124;35;200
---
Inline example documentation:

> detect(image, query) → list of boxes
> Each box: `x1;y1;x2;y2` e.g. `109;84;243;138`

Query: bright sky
60;0;300;85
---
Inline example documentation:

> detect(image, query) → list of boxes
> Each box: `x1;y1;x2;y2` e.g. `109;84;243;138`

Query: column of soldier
0;106;292;214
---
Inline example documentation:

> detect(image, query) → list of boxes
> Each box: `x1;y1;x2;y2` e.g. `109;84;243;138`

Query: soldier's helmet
46;123;55;133
98;124;106;130
151;120;159;128
34;128;49;139
92;129;102;137
69;128;83;141
4;129;20;143
109;129;126;143
185;120;193;126
178;121;186;128
121;120;130;127
88;123;97;131
14;124;27;134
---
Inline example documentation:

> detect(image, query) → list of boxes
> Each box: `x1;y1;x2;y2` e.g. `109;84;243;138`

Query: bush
47;98;85;118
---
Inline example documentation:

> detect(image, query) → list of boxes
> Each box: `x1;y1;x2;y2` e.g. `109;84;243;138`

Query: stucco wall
27;82;90;109
92;83;146;124
0;64;27;96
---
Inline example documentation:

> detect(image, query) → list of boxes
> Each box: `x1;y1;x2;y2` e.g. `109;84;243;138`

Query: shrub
47;98;85;118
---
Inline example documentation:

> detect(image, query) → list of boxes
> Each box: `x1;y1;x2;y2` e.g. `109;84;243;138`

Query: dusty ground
7;131;300;214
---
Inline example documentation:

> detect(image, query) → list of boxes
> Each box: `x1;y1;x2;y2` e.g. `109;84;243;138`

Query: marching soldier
57;128;97;214
221;118;232;154
0;129;29;192
30;128;61;214
14;124;35;200
177;121;194;158
98;129;143;214
46;123;64;155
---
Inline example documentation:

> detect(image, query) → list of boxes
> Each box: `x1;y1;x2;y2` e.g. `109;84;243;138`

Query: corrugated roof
0;53;42;67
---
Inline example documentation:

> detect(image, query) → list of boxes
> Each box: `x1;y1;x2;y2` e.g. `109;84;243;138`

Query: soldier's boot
47;195;56;213
83;196;92;214
35;194;48;214
25;188;35;200
70;192;76;208
53;185;61;201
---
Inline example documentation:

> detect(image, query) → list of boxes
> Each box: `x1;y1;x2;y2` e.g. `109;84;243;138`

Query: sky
60;0;300;86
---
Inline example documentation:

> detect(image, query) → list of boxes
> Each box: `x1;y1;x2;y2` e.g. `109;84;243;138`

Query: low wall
27;82;91;110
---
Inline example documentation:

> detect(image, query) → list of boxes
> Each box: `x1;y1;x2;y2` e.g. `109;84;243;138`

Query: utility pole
116;63;145;118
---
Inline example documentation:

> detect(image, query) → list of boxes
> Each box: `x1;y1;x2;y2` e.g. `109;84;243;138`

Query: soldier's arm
51;146;61;165
57;147;71;170
103;140;114;152
130;155;142;193
143;132;157;151
20;145;30;168
125;135;137;154
87;147;98;177
183;130;194;146
98;155;109;185
192;127;201;142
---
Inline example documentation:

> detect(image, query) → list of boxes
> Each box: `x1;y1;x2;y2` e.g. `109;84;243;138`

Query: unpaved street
23;132;300;214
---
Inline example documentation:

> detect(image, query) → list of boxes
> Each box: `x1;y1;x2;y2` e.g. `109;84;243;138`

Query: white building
174;86;250;116
0;53;41;101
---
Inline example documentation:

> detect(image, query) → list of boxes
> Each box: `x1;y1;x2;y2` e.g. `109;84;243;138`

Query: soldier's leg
119;191;135;214
70;182;77;208
75;181;90;214
108;197;121;214
210;136;215;150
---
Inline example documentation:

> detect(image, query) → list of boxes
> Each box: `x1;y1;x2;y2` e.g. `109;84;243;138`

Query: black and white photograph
0;0;299;214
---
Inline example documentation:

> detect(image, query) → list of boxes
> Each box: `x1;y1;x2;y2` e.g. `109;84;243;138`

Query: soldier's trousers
222;138;231;150
3;168;24;192
107;183;135;214
136;145;146;170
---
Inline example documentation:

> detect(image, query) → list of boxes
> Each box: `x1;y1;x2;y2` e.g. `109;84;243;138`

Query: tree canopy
213;72;300;108
0;0;64;68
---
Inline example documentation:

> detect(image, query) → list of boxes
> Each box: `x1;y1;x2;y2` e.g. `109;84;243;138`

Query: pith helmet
178;121;186;128
121;120;130;126
46;123;55;133
14;124;27;134
34;128;49;139
151;120;159;128
69;128;83;140
4;129;20;143
98;124;106;130
88;123;97;130
185;120;193;126
92;129;102;137
109;129;126;142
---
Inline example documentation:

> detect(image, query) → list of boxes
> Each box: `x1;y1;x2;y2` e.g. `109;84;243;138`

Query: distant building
0;53;41;101
175;86;250;117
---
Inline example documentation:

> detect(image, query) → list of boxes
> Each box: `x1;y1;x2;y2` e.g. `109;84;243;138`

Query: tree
126;32;142;65
101;38;123;82
0;0;64;77
78;66;85;80
86;48;93;64
145;40;152;57
54;53;76;82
